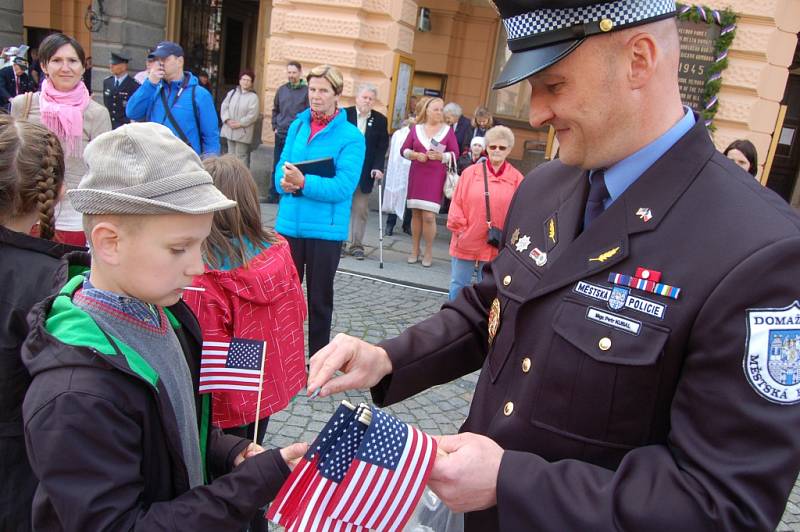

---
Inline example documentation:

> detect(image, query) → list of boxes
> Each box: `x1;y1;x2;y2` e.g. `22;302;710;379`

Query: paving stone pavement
259;253;800;531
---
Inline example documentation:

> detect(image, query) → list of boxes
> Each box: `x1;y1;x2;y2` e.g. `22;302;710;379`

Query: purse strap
482;159;491;227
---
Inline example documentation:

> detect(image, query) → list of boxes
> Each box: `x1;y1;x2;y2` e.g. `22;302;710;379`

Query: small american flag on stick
199;337;265;393
267;402;436;532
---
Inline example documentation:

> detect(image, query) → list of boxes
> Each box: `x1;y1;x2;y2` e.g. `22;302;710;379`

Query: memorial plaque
677;20;720;113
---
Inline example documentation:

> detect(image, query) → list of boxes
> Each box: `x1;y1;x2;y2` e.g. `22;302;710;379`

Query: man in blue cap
126;41;220;156
103;52;140;129
307;1;800;530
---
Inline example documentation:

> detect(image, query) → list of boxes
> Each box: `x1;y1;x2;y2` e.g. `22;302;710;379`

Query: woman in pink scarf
10;33;111;246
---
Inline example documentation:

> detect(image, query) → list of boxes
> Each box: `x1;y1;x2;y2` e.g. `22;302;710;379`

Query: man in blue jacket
125;41;219;157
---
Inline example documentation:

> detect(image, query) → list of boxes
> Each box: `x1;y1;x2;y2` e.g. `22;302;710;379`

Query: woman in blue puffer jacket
274;64;365;355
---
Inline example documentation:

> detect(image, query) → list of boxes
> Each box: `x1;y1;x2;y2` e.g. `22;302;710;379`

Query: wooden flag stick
252;341;267;445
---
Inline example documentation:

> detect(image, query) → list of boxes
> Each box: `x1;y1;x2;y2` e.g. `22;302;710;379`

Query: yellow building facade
13;0;800;204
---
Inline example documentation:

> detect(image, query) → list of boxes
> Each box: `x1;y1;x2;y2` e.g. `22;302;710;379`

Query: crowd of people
3;0;800;528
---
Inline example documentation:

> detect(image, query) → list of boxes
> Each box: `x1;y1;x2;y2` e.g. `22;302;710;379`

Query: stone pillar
263;0;418;144
90;0;167;96
0;0;23;49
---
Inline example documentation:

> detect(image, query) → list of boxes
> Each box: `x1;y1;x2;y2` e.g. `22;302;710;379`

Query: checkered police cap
493;0;677;89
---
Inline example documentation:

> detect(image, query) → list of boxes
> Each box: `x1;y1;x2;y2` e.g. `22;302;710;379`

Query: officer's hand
307;333;393;397
280;442;309;470
428;433;503;512
370;169;384;180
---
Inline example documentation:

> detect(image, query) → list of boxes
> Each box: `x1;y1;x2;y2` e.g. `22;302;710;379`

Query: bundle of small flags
267;401;437;532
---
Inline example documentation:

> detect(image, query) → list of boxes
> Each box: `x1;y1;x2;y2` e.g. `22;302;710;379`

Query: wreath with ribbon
676;4;738;129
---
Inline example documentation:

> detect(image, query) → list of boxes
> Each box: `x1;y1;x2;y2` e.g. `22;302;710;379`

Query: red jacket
447;161;524;262
184;238;307;428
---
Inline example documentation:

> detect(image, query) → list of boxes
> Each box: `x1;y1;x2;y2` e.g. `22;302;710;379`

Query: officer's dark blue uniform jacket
373;116;800;531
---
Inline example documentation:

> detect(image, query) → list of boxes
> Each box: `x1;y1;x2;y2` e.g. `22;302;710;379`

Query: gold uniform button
599;18;614;32
504;401;514;416
599;337;612;351
503;275;512;286
522;357;532;373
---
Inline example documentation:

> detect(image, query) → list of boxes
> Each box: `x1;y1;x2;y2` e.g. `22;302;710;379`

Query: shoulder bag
482;160;503;248
443;153;459;199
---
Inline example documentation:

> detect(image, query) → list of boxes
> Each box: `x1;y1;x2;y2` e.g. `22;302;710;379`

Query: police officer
308;1;800;530
103;52;140;129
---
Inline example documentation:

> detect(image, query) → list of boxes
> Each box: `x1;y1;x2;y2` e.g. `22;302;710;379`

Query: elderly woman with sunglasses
446;125;524;300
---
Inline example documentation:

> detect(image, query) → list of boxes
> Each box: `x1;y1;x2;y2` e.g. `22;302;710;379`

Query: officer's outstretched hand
428;433;503;512
307;333;393;398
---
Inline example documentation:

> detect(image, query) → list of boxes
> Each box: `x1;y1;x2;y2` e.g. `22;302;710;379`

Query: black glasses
488;145;508;151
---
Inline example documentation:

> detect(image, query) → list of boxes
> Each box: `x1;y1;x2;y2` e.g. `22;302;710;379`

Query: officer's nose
528;84;554;128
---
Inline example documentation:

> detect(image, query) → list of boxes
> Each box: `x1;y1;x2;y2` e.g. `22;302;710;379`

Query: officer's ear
624;32;658;90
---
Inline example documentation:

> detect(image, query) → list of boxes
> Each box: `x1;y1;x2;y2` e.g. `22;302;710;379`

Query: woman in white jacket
220;69;260;167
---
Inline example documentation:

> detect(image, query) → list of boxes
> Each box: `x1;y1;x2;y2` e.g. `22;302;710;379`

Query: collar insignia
510;228;520;246
544;214;558;252
636;208;653;222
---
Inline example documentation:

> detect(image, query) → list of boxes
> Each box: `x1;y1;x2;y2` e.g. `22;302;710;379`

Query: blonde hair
202;155;278;269
484;125;515;150
415;97;444;125
472;106;494;129
306;64;344;95
0;115;65;239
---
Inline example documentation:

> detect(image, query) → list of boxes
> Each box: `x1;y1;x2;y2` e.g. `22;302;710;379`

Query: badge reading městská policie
744;301;800;405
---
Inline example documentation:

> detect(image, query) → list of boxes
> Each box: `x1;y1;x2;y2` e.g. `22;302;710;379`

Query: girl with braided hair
0;114;83;531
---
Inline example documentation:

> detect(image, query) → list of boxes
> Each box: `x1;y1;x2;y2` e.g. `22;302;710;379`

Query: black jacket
0;66;36;109
103;74;140;129
452;114;473;155
22;255;290;531
344;106;389;194
374;116;800;531
0;227;82;532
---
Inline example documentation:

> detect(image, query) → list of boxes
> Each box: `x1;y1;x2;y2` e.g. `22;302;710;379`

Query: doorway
766;37;800;207
179;0;262;105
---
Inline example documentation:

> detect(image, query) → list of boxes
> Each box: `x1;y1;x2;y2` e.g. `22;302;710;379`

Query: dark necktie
583;169;610;230
115;78;120;89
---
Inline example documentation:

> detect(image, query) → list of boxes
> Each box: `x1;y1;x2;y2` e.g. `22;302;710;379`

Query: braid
35;133;63;240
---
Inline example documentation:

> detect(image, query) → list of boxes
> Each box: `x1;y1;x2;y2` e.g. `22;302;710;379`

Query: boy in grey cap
21;122;307;530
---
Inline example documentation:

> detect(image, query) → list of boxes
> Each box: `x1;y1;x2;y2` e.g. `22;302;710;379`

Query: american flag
199;337;265;393
267;404;436;532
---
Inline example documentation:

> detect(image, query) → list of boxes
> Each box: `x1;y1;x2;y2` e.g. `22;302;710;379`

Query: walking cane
377;180;384;269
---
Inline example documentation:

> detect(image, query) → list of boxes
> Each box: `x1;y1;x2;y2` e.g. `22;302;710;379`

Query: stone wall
90;0;167;96
0;0;23;49
262;0;418;143
704;0;799;181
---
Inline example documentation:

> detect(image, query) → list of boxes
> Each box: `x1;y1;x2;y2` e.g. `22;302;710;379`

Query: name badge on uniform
744;301;800;405
586;307;641;335
574;280;666;319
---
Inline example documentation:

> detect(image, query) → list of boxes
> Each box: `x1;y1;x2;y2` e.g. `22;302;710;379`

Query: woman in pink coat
446;125;524;300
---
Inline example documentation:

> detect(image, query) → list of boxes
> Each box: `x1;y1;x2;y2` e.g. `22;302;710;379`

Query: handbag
482;160;503;248
443;154;459;200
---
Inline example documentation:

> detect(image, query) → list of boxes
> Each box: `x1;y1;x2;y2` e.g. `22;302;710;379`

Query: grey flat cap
70;122;236;215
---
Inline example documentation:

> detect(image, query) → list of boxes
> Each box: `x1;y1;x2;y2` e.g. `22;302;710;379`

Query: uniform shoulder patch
744;301;800;405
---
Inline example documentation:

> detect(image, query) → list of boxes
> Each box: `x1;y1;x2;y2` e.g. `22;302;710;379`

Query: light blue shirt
591;108;696;209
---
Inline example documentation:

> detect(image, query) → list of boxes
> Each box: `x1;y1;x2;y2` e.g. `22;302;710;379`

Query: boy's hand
234;442;264;466
280;442;309;470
